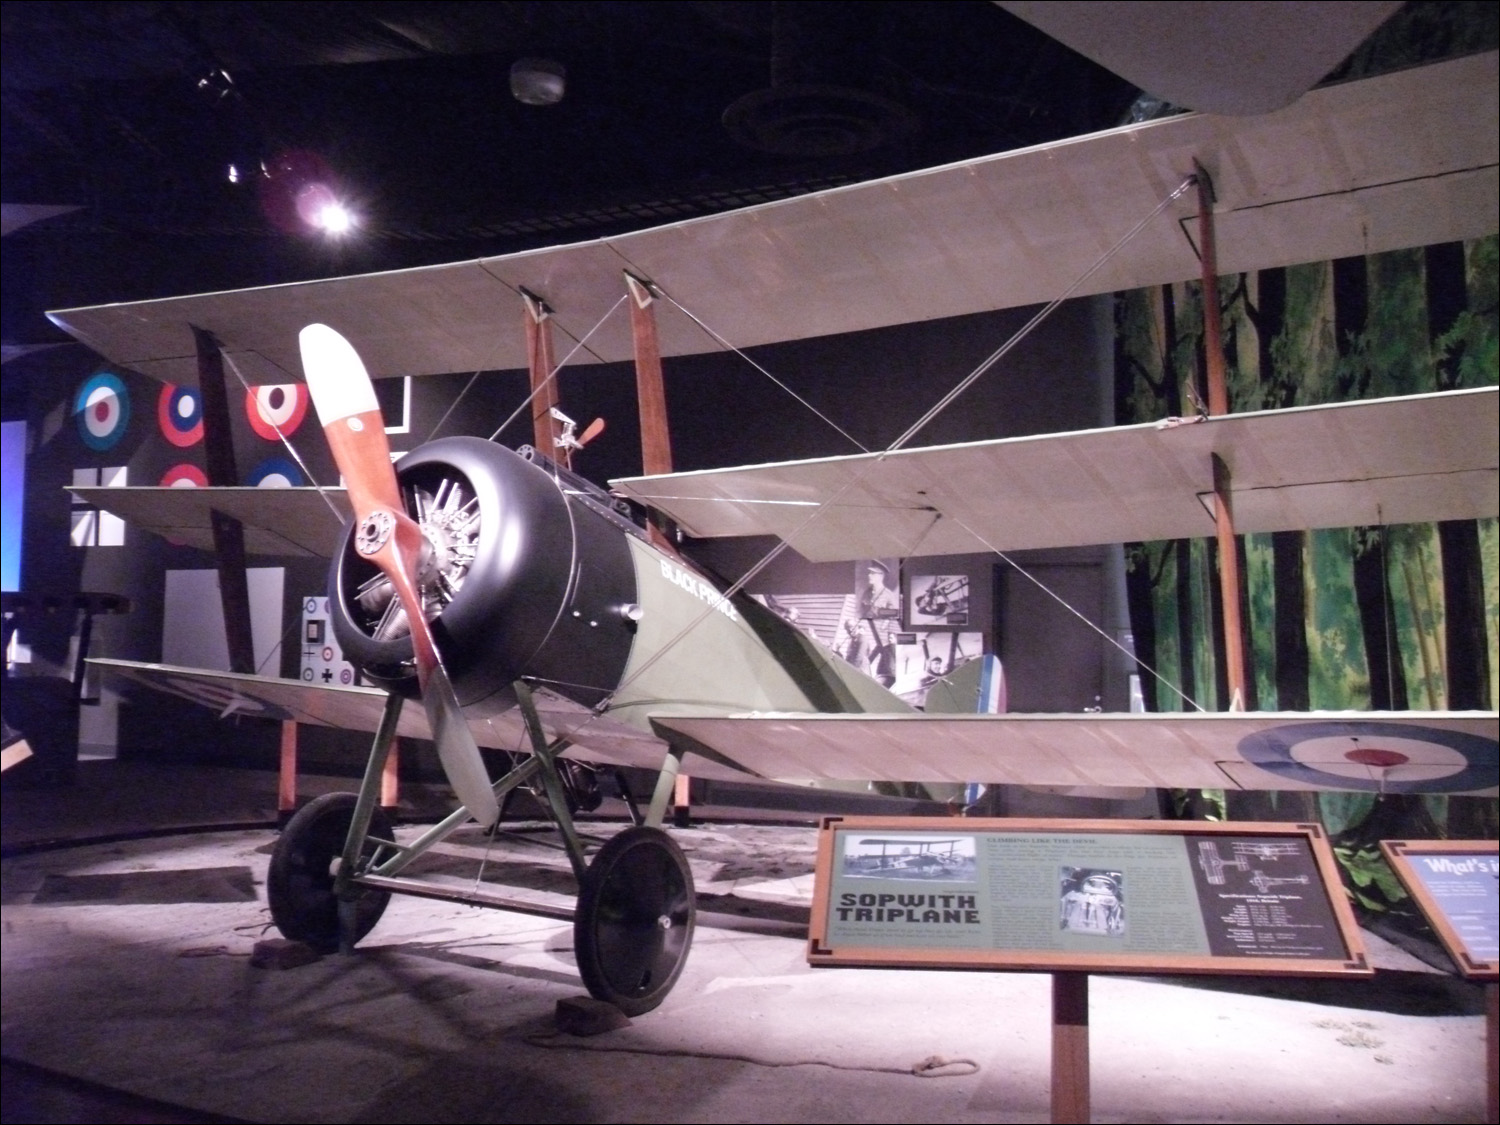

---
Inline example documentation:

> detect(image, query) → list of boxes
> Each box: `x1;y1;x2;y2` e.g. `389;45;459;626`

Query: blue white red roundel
158;385;204;447
246;384;309;440
1239;721;1498;794
160;463;208;487
247;456;304;487
75;373;130;450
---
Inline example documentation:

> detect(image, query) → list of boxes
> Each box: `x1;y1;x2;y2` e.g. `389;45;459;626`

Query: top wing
45;52;1496;386
611;388;1499;561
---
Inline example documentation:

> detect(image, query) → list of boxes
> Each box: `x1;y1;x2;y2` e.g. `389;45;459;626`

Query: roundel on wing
247;456;304;487
75;373;131;450
160;463;208;487
246;384;309;440
1239;721;1498;794
158;385;204;447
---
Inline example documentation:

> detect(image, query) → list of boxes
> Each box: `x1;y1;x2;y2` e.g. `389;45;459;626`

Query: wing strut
626;270;693;819
1197;168;1249;711
521;288;568;469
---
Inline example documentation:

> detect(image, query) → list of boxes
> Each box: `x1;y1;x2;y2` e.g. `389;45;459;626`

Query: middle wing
612;387;1498;561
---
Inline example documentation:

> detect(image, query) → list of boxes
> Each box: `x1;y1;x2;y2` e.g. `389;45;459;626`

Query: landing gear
268;793;394;953
574;826;695;1015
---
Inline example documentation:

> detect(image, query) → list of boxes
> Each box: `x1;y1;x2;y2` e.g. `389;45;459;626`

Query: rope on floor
523;1033;979;1077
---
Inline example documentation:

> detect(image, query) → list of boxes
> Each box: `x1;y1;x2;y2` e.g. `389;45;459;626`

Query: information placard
809;818;1370;977
1380;840;1499;980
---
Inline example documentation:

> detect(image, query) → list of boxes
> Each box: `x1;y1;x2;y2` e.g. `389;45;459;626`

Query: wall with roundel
75;373;130;451
158;385;204;447
246;384;309;440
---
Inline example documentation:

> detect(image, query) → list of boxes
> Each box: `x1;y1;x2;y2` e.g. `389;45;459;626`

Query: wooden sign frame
808;817;1371;978
1380;839;1499;981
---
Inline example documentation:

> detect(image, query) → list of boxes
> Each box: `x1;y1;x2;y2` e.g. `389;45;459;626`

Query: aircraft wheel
269;793;393;953
574;826;695;1015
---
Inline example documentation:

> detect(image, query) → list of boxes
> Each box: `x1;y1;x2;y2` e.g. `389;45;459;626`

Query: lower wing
650;711;1499;795
92;660;1498;795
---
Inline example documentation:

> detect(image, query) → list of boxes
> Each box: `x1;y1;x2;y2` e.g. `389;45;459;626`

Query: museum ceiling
1;1;1493;351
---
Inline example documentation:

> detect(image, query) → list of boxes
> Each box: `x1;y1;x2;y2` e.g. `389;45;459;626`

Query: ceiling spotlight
294;182;355;235
316;201;354;234
511;58;566;106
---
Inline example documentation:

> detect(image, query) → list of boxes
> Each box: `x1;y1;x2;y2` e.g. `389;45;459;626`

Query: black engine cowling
327;437;637;711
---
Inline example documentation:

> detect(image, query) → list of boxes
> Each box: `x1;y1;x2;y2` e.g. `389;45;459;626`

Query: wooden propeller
300;324;499;827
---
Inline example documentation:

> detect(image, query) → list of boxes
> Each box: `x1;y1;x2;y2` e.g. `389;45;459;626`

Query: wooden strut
625;271;692;823
1196;167;1249;711
521;288;568;470
625;272;673;479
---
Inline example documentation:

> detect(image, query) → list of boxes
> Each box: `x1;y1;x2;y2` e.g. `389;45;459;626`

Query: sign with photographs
809;818;1370;977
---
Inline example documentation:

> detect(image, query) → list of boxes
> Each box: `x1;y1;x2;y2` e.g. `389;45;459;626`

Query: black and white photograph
834;559;901;687
842;834;978;882
1059;867;1126;936
907;573;970;626
892;631;984;707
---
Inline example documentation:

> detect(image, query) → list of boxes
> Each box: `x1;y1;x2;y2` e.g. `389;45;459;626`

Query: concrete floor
1;762;1492;1124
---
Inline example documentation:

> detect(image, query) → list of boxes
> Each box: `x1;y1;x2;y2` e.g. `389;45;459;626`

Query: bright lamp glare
317;202;353;233
293;181;355;235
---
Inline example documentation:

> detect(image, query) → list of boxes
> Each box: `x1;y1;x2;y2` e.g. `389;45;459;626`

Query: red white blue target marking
246;384;309;440
160;464;208;487
1239;721;1498;793
158;385;204;447
75;373;130;450
247;456;303;488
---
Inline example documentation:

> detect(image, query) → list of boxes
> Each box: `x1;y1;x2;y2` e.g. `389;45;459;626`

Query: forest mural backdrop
1115;235;1498;908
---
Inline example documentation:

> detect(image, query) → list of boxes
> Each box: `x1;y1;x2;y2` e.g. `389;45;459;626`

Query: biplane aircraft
47;42;1500;1014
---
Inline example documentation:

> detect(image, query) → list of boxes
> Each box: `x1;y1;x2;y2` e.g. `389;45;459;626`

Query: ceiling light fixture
510;58;566;106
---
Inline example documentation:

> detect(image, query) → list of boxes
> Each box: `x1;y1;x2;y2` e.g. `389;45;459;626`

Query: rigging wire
948;514;1204;712
658;292;870;453
550;175;1201;737
221;351;343;521
488;295;627;446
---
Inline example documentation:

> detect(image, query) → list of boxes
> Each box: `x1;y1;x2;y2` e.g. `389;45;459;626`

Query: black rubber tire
268;793;393;953
574;826;695;1015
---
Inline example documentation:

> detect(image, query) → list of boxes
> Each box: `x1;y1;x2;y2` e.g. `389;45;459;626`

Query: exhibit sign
809;818;1370;977
1380;840;1499;980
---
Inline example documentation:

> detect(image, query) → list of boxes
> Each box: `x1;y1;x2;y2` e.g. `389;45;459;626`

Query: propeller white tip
300;324;380;423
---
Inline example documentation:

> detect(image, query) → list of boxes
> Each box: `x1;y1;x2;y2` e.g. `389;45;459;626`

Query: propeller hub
355;510;395;555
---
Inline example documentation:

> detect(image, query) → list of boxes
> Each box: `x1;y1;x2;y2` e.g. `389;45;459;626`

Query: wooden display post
809;818;1371;1124
1381;840;1498;1125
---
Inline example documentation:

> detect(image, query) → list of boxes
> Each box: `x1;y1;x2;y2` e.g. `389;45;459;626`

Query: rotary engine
327;438;638;711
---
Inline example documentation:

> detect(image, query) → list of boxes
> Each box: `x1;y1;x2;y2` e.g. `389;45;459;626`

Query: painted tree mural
1115;236;1499;893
